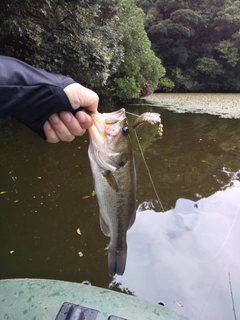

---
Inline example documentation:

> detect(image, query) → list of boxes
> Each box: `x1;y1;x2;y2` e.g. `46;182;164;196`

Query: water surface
0;95;240;320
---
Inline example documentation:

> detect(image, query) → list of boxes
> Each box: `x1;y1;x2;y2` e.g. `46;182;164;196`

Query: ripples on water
0;98;240;320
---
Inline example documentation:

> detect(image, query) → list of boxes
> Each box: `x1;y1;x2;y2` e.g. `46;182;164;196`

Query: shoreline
144;93;240;119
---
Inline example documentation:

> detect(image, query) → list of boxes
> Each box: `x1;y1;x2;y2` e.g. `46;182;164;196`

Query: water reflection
113;178;240;320
109;104;240;320
1;100;240;320
131;109;240;212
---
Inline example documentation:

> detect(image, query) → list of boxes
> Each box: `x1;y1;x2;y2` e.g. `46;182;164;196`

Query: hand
43;83;99;143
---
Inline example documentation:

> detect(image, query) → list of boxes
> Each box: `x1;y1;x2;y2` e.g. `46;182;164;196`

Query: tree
108;5;165;99
137;0;240;92
0;0;124;88
216;40;239;67
0;0;165;98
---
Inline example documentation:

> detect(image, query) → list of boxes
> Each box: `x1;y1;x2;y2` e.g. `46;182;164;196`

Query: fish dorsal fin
102;170;119;192
99;214;110;237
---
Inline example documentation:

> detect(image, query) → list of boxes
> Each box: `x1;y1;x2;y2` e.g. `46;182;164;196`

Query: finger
79;86;99;113
59;111;87;136
43;120;60;143
75;111;93;130
64;83;99;112
49;113;75;142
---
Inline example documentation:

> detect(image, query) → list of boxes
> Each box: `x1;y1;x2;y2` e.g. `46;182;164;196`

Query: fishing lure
132;112;163;136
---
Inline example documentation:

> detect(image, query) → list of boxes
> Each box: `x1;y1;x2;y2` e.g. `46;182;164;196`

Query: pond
0;94;240;320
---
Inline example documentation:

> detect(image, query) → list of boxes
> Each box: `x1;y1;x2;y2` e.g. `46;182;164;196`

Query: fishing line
126;110;164;212
127;109;240;319
133;129;165;212
228;271;237;320
125;110;140;118
198;261;229;320
127;109;240;263
173;194;240;263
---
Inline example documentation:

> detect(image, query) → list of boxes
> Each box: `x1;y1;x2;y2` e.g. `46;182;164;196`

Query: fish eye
122;127;129;136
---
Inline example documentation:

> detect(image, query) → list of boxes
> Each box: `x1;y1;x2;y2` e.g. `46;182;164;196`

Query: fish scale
88;108;162;276
88;108;136;276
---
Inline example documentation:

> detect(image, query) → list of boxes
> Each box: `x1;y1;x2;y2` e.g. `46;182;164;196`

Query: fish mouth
88;108;128;172
103;108;126;124
89;108;126;138
91;108;126;127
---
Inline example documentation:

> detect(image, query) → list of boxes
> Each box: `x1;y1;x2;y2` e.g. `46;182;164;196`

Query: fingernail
50;114;60;124
61;112;72;123
77;111;86;123
44;121;52;131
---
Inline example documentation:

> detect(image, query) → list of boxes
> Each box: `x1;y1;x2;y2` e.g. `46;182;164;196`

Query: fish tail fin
108;244;127;276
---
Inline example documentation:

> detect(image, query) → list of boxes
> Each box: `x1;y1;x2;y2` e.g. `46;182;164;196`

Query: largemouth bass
88;108;136;276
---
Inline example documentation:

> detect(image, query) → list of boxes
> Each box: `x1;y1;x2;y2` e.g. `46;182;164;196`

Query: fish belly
89;152;136;276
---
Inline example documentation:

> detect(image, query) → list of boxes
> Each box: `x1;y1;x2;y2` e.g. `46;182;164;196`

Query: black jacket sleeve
0;56;77;139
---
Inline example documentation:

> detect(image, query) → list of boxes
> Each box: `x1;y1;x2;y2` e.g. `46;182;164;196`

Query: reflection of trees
2;99;240;290
122;103;240;212
109;280;135;297
4;101;239;215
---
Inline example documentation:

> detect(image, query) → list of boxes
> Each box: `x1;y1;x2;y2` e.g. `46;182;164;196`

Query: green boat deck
0;278;191;320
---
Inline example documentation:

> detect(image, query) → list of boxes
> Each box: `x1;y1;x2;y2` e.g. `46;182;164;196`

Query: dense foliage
137;0;240;92
0;0;164;99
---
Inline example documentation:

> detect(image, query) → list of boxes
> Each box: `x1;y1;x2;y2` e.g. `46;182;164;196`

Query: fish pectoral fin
102;170;119;192
99;214;110;237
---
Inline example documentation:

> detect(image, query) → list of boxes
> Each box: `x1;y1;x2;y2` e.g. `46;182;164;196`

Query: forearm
0;56;99;142
0;56;75;138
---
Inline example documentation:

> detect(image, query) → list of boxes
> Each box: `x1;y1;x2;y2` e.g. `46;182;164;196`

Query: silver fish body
88;108;136;276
